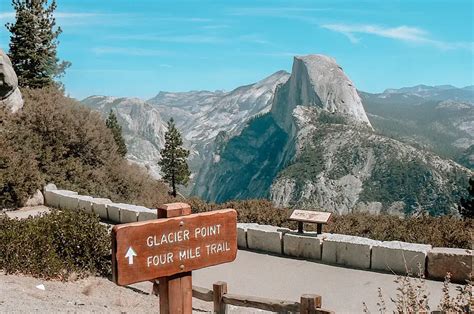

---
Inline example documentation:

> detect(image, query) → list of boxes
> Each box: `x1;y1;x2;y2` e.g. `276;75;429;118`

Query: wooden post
213;281;228;314
155;203;193;314
298;221;304;233
300;294;322;314
316;223;322;235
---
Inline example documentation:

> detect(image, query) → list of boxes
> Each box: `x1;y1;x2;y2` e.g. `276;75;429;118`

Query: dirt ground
0;272;263;313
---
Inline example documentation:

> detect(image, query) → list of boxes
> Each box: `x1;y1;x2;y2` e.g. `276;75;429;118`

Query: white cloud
229;7;329;17
110;33;270;45
91;47;169;57
321;23;473;51
111;34;225;44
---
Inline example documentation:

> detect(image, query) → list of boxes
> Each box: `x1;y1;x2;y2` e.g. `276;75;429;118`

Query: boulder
371;241;431;275
237;223;259;249
427;247;472;283
246;224;288;255
24;189;44;207
77;196;94;214
44;189;78;208
283;232;321;260
91;198;112;220
321;234;380;269
119;204;151;223
0;48;23;113
138;209;158;221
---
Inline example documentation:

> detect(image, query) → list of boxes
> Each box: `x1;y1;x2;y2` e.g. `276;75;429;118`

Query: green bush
0;210;111;280
0;87;170;208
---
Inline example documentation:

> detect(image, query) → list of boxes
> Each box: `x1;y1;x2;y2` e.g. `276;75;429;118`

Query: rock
43;183;57;193
283;232;321;260
246;224;288;255
90;198;112;220
371;241;431;275
386;201;405;218
138;209;158;221
271;54;372;136
321;233;380;269
77;196;94;214
353;202;383;215
0;48;23;113
237;223;259;249
427;247;472;283
44;189;78;208
119;204;151;223
24;189;44;207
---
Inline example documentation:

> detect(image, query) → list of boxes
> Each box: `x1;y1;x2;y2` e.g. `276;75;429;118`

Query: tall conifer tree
106;110;127;157
6;0;70;88
159;118;190;197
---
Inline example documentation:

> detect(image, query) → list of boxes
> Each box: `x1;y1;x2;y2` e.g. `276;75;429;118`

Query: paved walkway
3;206;51;219
2;207;461;312
194;250;458;313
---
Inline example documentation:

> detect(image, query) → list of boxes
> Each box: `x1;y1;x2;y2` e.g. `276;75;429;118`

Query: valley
81;54;473;216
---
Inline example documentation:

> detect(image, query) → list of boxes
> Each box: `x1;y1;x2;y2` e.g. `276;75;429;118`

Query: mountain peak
271;54;372;134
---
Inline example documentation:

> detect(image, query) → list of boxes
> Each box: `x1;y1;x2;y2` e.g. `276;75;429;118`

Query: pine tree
159;118;190;197
106;110;127;157
458;177;473;219
6;0;70;88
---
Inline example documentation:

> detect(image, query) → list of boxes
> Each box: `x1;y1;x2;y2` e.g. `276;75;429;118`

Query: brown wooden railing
192;281;334;314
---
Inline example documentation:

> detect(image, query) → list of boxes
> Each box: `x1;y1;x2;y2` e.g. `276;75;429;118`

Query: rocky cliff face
197;54;472;216
361;86;474;169
81;96;167;178
270;113;470;215
149;70;289;144
271;55;371;138
0;49;23;113
82;71;289;183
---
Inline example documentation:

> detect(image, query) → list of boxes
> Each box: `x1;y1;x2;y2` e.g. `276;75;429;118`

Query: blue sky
1;0;473;99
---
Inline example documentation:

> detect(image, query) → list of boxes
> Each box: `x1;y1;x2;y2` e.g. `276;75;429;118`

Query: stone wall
43;185;472;283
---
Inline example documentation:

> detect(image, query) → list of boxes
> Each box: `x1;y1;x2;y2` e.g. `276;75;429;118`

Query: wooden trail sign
112;208;237;286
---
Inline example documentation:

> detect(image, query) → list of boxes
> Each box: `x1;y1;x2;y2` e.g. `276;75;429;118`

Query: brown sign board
112;209;237;286
289;210;332;224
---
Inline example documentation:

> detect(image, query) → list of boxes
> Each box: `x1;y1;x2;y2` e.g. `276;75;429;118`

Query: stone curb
427;247;472;283
283;232;322;260
41;185;471;283
371;241;432;275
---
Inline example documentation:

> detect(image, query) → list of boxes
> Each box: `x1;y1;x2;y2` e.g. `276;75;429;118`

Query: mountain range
81;54;473;216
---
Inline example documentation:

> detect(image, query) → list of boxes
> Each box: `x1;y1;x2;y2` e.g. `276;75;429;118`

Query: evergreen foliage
0;210;111;279
106;110;127;157
0;88;170;208
458;177;473;219
6;0;70;88
159;118;190;197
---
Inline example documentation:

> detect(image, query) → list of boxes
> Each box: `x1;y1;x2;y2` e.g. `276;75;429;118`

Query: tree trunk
172;172;177;197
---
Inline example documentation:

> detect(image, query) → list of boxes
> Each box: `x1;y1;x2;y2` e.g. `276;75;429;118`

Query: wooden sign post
112;203;237;314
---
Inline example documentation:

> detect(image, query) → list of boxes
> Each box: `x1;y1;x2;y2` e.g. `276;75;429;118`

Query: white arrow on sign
125;247;137;265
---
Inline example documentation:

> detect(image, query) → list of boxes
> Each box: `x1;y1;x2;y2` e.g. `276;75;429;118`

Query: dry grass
186;198;473;249
363;271;472;313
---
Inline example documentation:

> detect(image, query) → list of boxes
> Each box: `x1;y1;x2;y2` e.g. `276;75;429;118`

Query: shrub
326;213;473;249
0;87;170;208
187;197;473;249
0;210;111;280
